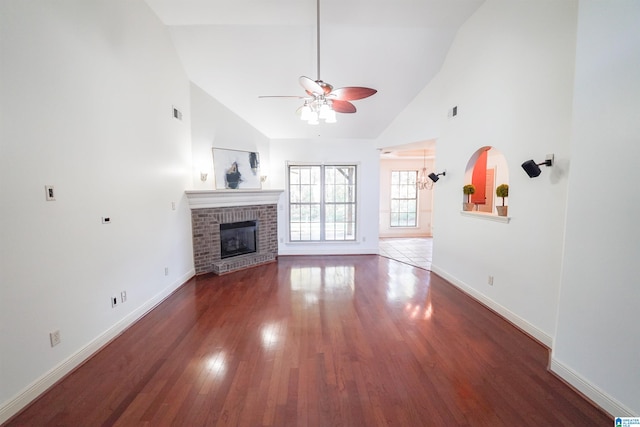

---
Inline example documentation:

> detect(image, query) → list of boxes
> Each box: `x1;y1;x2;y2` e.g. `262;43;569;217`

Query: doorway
379;140;436;269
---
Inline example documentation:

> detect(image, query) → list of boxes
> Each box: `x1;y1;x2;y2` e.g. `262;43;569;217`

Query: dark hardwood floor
6;255;611;426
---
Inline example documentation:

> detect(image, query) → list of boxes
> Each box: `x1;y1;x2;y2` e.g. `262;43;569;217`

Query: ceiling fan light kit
260;0;377;125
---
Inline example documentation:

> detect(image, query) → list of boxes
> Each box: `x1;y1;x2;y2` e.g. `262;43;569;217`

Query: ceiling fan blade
258;95;307;99
332;100;357;113
299;76;324;95
330;87;377;101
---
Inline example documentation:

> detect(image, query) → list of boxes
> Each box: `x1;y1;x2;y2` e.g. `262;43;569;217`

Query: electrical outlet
121;291;127;303
111;296;118;308
164;267;169;276
50;330;61;347
171;202;176;210
488;275;494;286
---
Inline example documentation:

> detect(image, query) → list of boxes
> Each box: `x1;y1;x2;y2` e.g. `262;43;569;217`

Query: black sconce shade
428;171;446;182
521;155;554;178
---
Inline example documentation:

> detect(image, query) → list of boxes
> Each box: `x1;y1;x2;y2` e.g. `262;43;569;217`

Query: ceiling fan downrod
316;0;321;82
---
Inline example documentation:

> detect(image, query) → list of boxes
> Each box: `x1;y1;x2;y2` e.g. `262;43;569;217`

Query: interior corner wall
189;83;271;190
551;0;640;416
0;0;194;421
431;0;578;344
269;138;380;256
376;0;579;346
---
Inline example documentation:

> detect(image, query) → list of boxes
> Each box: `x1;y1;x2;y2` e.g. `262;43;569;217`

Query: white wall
411;0;577;345
376;0;639;416
552;0;640;416
379;158;434;237
269;139;380;255
190;83;271;190
0;1;194;421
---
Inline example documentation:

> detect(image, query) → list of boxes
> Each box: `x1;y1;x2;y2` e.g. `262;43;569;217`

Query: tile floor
379;237;433;270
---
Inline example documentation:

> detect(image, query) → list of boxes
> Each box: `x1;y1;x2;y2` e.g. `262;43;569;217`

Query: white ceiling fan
259;0;377;124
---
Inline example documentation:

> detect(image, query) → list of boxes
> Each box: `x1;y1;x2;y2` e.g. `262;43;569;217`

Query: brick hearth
186;190;283;275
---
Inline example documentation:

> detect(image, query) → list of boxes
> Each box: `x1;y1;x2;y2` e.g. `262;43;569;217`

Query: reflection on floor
379;237;433;270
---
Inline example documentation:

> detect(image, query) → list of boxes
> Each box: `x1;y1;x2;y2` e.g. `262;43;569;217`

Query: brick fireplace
186;190;283;275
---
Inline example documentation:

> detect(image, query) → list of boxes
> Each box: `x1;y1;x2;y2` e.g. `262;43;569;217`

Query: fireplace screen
220;220;258;259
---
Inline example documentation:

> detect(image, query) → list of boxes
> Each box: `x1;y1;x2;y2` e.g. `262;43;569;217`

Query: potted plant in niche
496;183;509;216
463;184;476;211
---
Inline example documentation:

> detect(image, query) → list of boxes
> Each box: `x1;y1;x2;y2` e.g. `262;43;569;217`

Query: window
289;164;357;241
390;171;418;227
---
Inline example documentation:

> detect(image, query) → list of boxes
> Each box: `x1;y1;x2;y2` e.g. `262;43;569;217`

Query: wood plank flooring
5;255;611;426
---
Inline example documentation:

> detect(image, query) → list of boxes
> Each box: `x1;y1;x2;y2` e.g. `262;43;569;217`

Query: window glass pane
325;184;334;202
290;169;300;185
301;168;310;184
311;186;321;203
407;184;417;199
311;167;321;184
391;171;399;185
290;205;300;222
390;212;398;226
311;205;321;223
310;223;321;240
346;185;355;202
290;186;300;203
326;205;335;223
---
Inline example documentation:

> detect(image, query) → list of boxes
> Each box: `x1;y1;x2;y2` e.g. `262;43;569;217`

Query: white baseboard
549;358;636;417
0;269;195;425
278;248;378;256
430;264;553;347
431;264;637;418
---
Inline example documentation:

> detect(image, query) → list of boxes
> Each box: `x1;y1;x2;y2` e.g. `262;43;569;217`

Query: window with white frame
390;170;418;227
288;164;357;241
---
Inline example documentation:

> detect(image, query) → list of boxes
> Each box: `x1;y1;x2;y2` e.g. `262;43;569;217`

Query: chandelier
417;150;433;190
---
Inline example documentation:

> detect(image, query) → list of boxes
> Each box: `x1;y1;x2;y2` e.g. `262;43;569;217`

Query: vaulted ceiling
144;0;484;140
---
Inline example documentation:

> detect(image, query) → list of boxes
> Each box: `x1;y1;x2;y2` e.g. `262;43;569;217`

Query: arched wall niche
463;146;509;214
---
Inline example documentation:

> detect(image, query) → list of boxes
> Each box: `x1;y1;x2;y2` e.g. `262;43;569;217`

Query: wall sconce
428;171;446;183
521;154;554;178
200;172;208;182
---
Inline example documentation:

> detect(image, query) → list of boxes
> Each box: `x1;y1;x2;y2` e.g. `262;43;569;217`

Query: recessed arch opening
464;146;509;214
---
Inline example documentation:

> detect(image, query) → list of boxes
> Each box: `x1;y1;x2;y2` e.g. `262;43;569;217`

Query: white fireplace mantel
185;189;284;209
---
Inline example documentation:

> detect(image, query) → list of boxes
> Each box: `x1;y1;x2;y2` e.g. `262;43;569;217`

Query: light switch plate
45;185;55;201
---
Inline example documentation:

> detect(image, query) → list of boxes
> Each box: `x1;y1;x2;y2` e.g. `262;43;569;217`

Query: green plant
463;184;476;203
496;183;509;206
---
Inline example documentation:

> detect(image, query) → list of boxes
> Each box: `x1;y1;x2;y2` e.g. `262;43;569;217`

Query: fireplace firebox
220;220;257;259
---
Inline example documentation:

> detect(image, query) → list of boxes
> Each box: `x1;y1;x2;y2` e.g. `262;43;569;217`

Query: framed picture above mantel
212;148;261;190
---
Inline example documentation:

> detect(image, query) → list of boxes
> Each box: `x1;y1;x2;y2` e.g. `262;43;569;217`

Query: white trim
285;163;360;243
430;264;552;347
185;189;284;209
0;269;195;425
549;358;635;417
460;210;510;223
279;247;378;256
